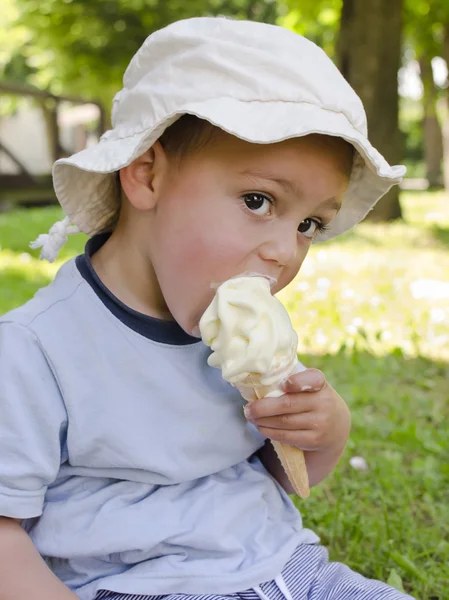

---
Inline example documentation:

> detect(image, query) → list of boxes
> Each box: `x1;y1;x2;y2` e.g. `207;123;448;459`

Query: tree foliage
278;0;341;58
0;0;32;82
404;0;448;62
0;0;36;114
4;0;278;106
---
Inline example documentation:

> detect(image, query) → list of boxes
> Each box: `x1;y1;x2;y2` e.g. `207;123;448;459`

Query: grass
1;190;449;599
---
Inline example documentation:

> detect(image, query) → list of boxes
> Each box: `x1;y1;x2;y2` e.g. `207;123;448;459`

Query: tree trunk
337;0;403;221
39;98;63;163
419;56;443;188
424;114;443;187
441;24;449;192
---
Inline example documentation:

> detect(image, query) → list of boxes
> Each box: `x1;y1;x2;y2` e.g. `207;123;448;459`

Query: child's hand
244;368;350;456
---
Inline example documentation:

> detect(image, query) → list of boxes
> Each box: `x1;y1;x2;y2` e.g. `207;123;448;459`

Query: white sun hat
31;16;406;262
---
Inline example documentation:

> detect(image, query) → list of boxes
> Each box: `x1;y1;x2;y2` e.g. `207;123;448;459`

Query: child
0;16;413;600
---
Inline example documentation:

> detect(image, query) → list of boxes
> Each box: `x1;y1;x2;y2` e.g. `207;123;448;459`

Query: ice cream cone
239;376;310;499
270;440;310;499
199;275;310;499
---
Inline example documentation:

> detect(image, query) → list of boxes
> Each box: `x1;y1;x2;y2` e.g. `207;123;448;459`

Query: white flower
301;262;315;276
429;308;446;324
295;281;310;292
19;252;32;263
315;330;327;345
317;277;331;289
350;456;369;471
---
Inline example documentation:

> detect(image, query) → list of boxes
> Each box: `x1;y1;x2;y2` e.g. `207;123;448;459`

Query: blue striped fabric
95;544;415;600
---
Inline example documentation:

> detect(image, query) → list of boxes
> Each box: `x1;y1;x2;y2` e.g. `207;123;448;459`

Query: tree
405;0;445;188
407;0;449;192
441;17;449;191
419;56;443;187
337;0;404;221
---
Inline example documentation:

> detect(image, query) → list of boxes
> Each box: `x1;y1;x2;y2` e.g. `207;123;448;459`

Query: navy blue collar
75;234;200;346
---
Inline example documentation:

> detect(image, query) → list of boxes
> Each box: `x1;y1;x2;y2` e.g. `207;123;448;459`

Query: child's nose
258;227;298;267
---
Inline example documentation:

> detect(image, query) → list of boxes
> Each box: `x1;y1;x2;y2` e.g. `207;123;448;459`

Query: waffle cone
239;373;310;499
269;440;309;498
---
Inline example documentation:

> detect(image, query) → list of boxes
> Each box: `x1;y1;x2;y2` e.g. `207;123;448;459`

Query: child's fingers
256;425;324;450
282;368;326;394
244;392;316;419
248;411;320;431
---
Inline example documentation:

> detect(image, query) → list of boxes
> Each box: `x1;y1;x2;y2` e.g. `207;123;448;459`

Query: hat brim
53;98;406;240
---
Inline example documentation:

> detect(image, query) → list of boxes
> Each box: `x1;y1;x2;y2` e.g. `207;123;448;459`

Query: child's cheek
176;221;247;277
199;236;247;282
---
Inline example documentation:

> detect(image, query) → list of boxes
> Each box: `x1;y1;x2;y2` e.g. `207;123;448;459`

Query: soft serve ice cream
199;276;298;387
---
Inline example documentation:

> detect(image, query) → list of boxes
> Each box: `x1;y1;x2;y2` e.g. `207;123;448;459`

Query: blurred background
0;1;448;598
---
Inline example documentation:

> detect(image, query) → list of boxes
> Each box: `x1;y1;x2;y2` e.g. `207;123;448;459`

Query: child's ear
119;141;169;210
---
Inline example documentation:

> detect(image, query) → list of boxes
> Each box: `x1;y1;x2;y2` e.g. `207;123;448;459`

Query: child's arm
0;518;78;600
0;323;70;595
249;369;351;491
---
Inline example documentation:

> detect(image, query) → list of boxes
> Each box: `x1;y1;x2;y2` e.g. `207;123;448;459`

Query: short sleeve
0;321;67;519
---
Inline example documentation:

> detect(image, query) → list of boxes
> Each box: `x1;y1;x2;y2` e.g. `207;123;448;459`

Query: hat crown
111;17;367;136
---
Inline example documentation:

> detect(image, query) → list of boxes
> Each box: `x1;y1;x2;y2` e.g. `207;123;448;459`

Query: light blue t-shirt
0;236;319;600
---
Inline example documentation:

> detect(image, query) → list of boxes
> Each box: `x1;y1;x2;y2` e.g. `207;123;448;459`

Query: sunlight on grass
402;189;449;227
0;250;56;312
0;207;87;314
0;250;75;314
279;191;449;363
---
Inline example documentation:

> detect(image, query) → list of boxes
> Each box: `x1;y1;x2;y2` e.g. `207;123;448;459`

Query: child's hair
158;115;220;160
158;114;355;178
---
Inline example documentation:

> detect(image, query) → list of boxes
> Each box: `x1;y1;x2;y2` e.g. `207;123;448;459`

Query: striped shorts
95;544;415;600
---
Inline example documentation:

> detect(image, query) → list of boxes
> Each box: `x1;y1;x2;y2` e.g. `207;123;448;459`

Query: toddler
0;16;413;600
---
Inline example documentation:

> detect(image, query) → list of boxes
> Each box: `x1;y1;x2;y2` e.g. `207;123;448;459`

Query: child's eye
242;193;273;216
298;218;325;238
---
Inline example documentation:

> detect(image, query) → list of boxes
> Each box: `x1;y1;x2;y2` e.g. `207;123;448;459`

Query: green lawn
1;191;448;599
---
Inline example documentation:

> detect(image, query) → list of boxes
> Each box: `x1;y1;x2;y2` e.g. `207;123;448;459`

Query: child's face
144;133;350;335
